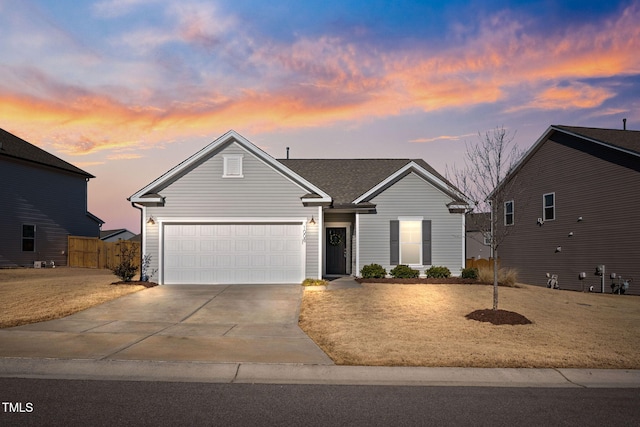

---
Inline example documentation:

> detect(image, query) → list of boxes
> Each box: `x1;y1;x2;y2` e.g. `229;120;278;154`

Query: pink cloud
1;2;639;157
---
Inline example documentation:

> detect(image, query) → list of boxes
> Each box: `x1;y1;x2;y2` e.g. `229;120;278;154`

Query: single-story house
129;130;468;285
100;229;137;242
494;125;640;294
0;128;103;267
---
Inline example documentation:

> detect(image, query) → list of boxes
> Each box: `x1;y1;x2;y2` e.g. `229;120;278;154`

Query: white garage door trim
159;218;307;285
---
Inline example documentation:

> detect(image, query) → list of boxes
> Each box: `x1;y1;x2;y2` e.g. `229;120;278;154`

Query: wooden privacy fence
465;257;499;270
68;236;140;269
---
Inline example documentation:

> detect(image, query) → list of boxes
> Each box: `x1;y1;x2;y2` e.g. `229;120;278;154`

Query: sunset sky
1;0;639;233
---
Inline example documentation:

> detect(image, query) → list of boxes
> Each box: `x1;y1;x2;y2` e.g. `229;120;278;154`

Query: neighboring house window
223;155;244;178
504;200;514;226
22;225;35;252
543;193;555;221
483;234;491;246
390;219;432;266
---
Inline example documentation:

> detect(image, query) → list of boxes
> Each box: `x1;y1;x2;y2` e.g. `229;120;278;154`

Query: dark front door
326;227;347;275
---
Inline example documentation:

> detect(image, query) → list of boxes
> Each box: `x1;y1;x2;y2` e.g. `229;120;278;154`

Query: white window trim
543;192;555;221
399;217;423;266
504;200;514;226
223;154;244;178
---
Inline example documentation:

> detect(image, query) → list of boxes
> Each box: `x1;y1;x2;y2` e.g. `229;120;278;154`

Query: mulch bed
356;277;490;285
111;281;158;288
465;309;532;325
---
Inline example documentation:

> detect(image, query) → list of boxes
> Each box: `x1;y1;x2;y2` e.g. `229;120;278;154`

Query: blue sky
1;0;638;232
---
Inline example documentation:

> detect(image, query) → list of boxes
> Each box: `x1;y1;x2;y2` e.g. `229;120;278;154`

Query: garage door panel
163;223;303;284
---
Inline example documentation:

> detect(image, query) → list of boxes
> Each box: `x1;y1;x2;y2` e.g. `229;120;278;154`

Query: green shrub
461;267;478;279
360;263;387;279
425;266;451;278
390;264;419;279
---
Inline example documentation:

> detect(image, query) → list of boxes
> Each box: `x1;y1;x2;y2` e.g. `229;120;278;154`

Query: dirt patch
465;308;532;325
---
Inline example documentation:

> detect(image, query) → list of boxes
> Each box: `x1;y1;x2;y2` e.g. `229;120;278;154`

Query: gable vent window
543;192;555;221
22;224;36;252
223;155;244;178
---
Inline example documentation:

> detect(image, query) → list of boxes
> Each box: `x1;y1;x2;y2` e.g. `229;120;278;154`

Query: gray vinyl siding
466;231;490;260
144;142;318;282
0;158;100;267
497;134;640;294
358;172;464;276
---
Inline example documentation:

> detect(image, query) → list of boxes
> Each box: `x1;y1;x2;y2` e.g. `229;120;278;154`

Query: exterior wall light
147;216;156;225
309;216;316;225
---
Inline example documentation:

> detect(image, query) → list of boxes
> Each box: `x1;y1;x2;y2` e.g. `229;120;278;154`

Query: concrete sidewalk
1;358;639;388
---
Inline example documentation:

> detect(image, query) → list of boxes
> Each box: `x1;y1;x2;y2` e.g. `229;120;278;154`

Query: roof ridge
0;128;94;177
278;158;413;160
554;124;640;132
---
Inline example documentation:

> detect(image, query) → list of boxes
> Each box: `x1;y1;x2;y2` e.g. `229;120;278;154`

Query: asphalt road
2;378;639;426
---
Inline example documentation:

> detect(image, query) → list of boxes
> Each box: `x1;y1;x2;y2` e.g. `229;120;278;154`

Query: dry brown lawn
299;283;640;369
0;268;146;328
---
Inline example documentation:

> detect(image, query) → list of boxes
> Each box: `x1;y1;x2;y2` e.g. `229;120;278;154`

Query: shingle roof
278;158;461;206
0;128;94;177
100;229;126;239
553;125;640;156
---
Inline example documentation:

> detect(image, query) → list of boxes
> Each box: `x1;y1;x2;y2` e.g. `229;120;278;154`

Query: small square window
22;224;35;252
543;193;555;221
223;155;244;178
504;200;514;226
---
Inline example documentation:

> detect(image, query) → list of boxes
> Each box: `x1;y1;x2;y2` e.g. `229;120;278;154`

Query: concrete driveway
0;284;333;365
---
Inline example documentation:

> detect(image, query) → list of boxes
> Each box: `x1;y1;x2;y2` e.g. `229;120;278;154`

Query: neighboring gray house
495;125;640;294
100;229;137;242
129;130;468;285
465;212;491;261
0;128;103;267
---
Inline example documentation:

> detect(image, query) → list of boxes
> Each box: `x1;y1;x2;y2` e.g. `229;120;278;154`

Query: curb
2;358;639;388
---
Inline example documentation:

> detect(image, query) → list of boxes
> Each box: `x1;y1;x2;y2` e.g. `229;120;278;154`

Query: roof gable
0;128;94;178
492;125;640;197
129;130;331;204
553;125;640;156
280;158;467;207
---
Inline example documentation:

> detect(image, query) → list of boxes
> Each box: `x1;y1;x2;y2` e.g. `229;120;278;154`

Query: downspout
317;205;323;279
355;212;360;277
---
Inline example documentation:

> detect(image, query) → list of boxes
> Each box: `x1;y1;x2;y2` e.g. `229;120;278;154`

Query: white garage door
163;223;304;284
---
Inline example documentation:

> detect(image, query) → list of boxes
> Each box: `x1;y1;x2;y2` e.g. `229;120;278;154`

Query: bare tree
447;126;523;310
